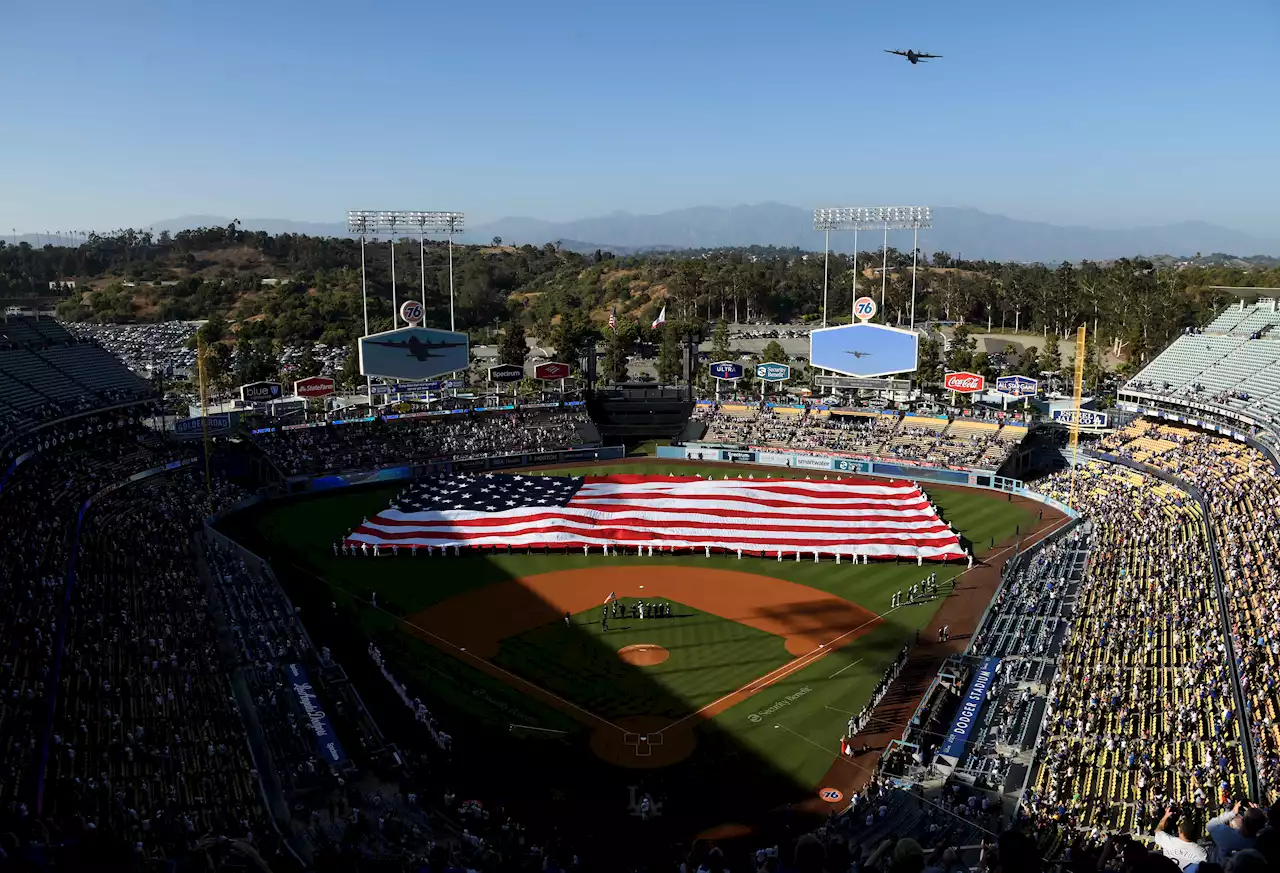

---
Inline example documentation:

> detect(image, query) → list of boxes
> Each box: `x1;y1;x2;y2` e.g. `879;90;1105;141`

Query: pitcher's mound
618;644;669;666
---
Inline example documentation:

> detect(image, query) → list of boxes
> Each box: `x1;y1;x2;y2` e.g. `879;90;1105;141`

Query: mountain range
16;204;1280;263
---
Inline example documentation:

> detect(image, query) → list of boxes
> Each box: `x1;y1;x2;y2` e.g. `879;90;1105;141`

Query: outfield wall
284;445;627;493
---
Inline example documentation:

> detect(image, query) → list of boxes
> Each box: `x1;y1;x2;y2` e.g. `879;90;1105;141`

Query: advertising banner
371;380;442;396
831;457;870;474
174;414;231;437
488;364;525;383
294;376;336;398
359;326;469;380
938;656;1001;760
240;381;283;403
534;361;572;380
710;361;745;380
720;449;757;463
794;454;833;471
755;362;791;382
755;451;793;467
444;379;465;390
995;374;1037;397
1052;409;1109;427
284;663;349;765
944;372;986;394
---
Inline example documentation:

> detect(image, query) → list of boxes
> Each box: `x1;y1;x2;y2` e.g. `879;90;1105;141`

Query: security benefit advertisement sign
754;362;791;382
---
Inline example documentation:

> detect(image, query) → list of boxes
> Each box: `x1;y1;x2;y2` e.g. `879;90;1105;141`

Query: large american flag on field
345;473;965;560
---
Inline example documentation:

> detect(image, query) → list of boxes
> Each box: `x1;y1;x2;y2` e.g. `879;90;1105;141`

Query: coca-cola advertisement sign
944;372;985;394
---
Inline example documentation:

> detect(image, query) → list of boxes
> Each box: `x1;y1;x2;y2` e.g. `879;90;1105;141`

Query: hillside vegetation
4;223;1280;381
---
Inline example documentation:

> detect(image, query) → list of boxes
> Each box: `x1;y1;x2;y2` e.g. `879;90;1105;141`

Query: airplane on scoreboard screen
363;335;467;361
885;49;942;64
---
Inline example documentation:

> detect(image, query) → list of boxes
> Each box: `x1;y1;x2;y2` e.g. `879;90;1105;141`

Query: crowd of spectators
1027;461;1250;837
693;402;1025;469
1103;420;1280;805
252;408;593;477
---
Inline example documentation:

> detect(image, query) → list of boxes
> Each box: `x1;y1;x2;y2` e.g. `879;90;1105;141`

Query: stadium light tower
384;212;401;327
398;211;466;331
347;211;380;399
813;206;931;327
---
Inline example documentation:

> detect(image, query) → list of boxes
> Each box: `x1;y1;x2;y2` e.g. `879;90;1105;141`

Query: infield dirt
402;566;882;766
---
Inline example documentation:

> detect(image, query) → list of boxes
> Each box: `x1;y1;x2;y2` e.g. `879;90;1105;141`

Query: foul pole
1067;325;1086;510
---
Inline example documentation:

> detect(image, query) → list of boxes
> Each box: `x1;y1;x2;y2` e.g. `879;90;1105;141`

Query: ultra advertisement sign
710;361;745;380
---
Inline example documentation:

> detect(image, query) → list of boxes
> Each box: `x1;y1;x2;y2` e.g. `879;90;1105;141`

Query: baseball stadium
7;236;1280;872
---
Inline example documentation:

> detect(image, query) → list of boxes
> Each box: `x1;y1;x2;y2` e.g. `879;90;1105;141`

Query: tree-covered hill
4;222;1280;377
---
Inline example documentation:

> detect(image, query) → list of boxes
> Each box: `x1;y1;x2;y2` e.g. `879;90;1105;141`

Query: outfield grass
228;460;1034;788
493;597;793;720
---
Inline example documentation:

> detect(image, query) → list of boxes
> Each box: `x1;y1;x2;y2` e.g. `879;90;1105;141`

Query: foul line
657;605;902;734
391;608;627;732
656;513;1072;738
828;658;864;679
353;591;630;735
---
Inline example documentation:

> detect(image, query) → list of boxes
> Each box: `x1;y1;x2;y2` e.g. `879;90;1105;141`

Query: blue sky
2;0;1277;234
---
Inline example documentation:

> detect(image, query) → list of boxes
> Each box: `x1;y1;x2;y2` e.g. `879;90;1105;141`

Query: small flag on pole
608;307;617;331
603;591;616;604
651;305;666;330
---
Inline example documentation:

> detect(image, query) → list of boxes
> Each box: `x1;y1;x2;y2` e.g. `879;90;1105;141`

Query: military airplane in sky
845;350;874;359
885;49;941;65
364;335;467;361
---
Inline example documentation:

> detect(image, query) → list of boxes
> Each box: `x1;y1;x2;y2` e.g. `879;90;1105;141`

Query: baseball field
224;459;1056;837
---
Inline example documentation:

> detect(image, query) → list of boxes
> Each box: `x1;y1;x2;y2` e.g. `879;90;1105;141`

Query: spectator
1153;806;1210;870
1208;803;1265;861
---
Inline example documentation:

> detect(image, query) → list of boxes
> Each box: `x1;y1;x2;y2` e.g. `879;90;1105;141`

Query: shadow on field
217;487;910;866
